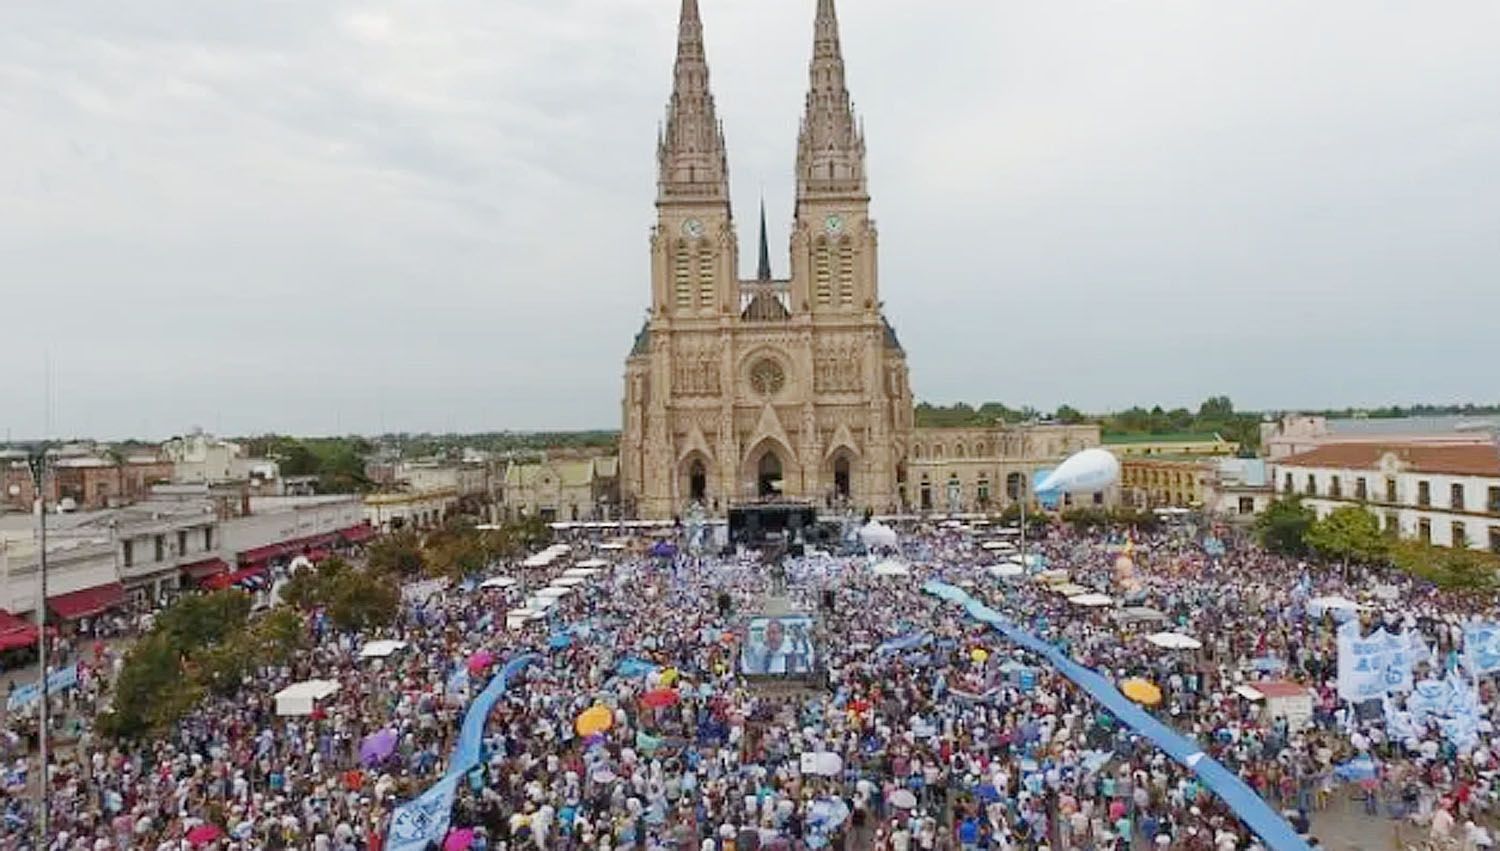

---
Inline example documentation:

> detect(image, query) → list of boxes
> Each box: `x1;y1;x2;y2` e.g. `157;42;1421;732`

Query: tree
153;590;252;649
1197;396;1236;421
1392;541;1500;592
1054;405;1085;425
1305;506;1388;565
326;570;400;632
367;531;426;578
98;633;202;739
1255;496;1314;556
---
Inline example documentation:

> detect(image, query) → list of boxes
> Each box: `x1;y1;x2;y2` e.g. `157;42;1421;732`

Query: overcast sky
3;0;1498;440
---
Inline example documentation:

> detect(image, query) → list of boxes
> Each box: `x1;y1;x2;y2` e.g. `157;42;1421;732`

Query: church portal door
757;453;783;498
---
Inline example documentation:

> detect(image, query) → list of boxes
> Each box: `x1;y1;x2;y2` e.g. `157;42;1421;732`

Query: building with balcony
1270;442;1500;552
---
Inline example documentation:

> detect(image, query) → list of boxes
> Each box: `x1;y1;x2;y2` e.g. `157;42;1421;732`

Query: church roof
629;322;651;357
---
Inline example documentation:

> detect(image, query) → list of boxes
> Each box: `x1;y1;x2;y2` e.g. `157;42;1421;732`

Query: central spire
757;199;773;280
658;0;730;204
797;0;866;200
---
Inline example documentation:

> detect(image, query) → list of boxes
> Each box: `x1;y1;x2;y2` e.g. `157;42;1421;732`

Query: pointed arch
742;435;796;499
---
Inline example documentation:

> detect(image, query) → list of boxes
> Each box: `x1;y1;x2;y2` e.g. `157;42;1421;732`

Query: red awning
238;543;286;564
307;548;332;562
0;610;38;652
340;525;377;543
180;558;230;581
204;565;269;591
48;583;127;621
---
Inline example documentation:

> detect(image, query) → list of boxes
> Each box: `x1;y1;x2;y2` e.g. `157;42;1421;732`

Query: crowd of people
0;514;1496;851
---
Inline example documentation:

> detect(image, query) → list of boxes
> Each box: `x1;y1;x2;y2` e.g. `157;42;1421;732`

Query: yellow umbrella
969;648;989;664
1120;678;1162;706
575;705;614;737
659;667;680;687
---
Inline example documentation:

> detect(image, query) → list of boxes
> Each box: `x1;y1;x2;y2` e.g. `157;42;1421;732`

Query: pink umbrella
444;828;475;851
186;824;223;847
466;651;495;675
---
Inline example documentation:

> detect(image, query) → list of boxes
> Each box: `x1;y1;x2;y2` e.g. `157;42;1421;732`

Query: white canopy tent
871;560;912;577
549;576;588;588
506;608;544;630
522;553;558;569
598;543;627;551
479;576;518;590
1146;632;1203;651
986;564;1025;578
358;640;409;659
562;567;603;579
1068;593;1115;608
526;595;559;611
859;521;899;549
575;558;610;569
274;680;341;717
534;586;573;599
981;541;1016;551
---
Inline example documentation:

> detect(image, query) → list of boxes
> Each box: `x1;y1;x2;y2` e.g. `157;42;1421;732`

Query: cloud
0;0;1496;439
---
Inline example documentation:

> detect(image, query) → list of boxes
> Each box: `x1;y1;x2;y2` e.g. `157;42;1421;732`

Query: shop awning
340;525;377;543
180;558;231;581
204;565;269;591
238;543;286;564
0;611;38;652
48;583;127;621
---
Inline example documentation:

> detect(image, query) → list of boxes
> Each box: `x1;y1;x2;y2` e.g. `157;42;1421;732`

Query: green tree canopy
1255;496;1314;556
367;531;426;578
1305;506;1389;564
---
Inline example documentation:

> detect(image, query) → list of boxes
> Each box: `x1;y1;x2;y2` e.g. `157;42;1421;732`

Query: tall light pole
25;447;51;847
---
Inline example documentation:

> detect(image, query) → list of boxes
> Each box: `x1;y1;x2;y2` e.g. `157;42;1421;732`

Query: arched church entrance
757;452;783;498
833;456;851;500
689;460;707;502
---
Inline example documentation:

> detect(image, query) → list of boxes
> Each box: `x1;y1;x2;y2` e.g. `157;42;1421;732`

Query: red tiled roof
48;582;126;621
1276;442;1500;477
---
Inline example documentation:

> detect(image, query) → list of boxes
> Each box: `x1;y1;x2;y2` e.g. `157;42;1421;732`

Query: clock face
682;218;705;239
823;214;844;236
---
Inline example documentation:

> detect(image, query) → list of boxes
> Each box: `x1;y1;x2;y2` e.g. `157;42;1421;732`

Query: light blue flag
1463;623;1500;675
387;773;459;851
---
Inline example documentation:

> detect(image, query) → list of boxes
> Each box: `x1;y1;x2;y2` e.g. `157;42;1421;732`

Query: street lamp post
25;449;51;847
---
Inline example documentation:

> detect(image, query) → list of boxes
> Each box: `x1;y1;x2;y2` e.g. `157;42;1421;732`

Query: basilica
619;0;1099;519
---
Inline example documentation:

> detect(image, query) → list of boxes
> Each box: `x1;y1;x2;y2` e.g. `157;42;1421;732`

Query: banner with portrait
741;615;816;675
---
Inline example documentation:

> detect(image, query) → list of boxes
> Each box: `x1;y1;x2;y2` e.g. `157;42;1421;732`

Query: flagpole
26;448;51;847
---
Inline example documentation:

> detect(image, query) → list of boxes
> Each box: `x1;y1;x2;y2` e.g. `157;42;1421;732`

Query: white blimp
1035;448;1121;494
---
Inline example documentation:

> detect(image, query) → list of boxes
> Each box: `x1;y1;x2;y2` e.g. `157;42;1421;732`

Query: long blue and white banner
6;664;79;713
387;653;539;851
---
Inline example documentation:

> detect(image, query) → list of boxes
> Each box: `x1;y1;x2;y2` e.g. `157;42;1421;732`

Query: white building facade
1270;443;1500;553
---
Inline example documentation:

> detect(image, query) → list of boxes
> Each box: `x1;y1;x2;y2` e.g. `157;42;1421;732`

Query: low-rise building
501;455;620;522
1103;432;1239;458
1270;442;1500;552
3;453;173;512
162;430;281;489
1262;414;1498;461
908;423;1111;514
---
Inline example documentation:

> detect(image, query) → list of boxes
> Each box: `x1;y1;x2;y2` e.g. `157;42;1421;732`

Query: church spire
658;0;730;204
757;198;772;280
797;0;866;200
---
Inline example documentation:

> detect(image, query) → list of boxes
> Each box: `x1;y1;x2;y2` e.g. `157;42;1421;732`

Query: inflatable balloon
1035;448;1120;494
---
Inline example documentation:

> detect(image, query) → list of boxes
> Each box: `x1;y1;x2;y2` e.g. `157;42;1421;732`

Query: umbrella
848;698;872;714
889;789;918;809
576;705;614;736
969;648;989;663
1334;755;1379;783
1120;678;1163;706
1146;632;1203;651
650;540;678;558
467;651;496;675
444;828;475;851
640;688;680;710
976;784;1001;803
359;729;398;766
187;825;223;847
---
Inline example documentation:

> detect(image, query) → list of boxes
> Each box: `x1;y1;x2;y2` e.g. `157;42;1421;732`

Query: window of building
1305;474;1316;496
154;535;165;562
123;540;134;568
1007;473;1024;500
673;241;691;308
1238;496;1256;515
1419;518;1432;544
837;238;855;306
1452;522;1467;548
1355;478;1367;501
1284;473;1293;493
1329;476;1342;498
1386;512;1400;534
1386;477;1398;503
1418;481;1431;507
204;527;214;551
919;475;932;511
177;530;188;557
976;477;990;507
1491;486;1500;514
695;243;713;308
1092;492;1104;506
814;239;832;305
935;444;945;460
955;443;966;459
1491;527;1500;555
1451;483;1466;511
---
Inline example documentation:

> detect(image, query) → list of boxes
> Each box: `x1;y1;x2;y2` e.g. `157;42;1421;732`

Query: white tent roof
273;680;341;716
562;567;603;579
871;559;912;577
479;576;517;590
1068;593;1114;608
1146;632;1203;651
598;543;627;551
522;553;557;568
575;558;610;569
549;576;587;588
986;564;1025;578
981;541;1016;551
534;586;573;599
358;640;409;659
859;521;899;548
1309;595;1365;611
